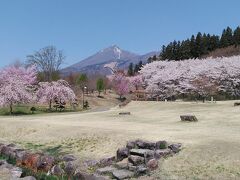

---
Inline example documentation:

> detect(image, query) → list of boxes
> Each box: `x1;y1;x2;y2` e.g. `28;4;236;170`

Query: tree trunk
49;100;52;110
9;103;13;114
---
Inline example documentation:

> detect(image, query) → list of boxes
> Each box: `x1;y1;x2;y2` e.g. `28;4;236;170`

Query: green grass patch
0;104;83;116
0;154;17;165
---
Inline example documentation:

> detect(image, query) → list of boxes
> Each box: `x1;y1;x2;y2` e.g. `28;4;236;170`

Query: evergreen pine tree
233;26;240;46
128;63;134;76
134;64;139;73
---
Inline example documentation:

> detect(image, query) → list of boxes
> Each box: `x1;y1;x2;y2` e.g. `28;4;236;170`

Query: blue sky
0;0;239;68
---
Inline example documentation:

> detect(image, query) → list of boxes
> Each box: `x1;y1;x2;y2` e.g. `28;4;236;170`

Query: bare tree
27;46;65;81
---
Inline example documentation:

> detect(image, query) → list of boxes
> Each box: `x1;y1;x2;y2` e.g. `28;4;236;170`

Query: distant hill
61;45;158;76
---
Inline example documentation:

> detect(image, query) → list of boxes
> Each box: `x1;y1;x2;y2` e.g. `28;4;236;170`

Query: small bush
30;107;37;114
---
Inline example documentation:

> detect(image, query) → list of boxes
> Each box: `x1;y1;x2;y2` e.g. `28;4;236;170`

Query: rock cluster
0;159;36;179
0;140;182;179
90;139;182;179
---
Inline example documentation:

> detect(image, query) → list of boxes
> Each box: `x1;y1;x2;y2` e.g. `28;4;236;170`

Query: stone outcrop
0;139;182;179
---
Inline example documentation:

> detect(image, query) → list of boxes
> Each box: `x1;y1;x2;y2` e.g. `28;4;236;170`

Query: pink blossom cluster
140;56;240;99
127;75;143;91
0;65;76;112
37;80;76;107
111;72;130;98
0;65;37;108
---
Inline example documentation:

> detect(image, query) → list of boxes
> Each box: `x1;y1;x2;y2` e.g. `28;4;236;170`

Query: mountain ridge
61;45;158;76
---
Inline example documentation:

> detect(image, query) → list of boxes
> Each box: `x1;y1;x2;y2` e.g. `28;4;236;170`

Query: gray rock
115;158;128;169
126;141;136;150
130;149;154;160
7;143;16;148
128;163;137;171
154;149;172;159
135;140;155;150
15;150;28;162
51;165;63;176
62;154;77;162
1;145;14;158
64;161;76;175
11;167;22;178
37;155;55;171
0;162;13;169
155;141;167;149
112;169;134;180
136;165;148;175
0;160;7;166
116;147;129;161
146;159;158;171
128;155;144;166
99;156;115;167
168;143;182;153
96;166;116;175
180;115;198;122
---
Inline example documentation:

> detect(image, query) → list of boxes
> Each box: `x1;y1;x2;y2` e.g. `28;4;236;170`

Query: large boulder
116;147;129;161
128;155;144;166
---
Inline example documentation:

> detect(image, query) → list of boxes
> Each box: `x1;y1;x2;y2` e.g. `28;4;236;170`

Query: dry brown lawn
0;100;240;179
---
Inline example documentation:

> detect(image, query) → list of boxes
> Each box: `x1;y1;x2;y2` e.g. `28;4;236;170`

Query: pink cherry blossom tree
111;72;130;99
128;75;143;91
140;56;240;100
0;65;37;114
37;79;76;110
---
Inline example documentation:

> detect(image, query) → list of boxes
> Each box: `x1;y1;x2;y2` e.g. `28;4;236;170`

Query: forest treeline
148;26;240;62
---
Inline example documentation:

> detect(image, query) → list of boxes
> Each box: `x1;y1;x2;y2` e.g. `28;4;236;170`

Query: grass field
0;100;240;179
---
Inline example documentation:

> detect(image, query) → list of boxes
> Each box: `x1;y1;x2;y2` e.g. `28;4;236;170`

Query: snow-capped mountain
61;45;158;76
